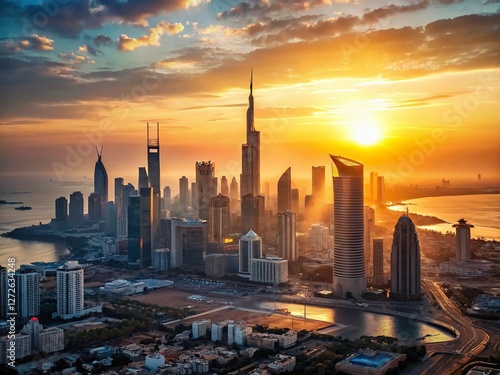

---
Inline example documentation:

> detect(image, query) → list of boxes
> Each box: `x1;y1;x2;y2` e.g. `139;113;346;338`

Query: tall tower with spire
94;146;108;217
240;70;264;235
147;123;161;244
241;69;260;198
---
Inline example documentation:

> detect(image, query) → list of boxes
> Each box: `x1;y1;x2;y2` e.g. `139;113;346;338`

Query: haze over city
0;0;499;184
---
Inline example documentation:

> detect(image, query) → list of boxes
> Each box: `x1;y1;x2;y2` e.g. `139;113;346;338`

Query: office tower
205;254;227;277
241;194;265;236
230;177;239;214
364;206;375;275
291;188;299;215
330;155;365;298
105;201;117;237
153;248;170;271
94;146;108;216
127;195;141;266
312;166;325;205
0;266;6;320
373;238;384;285
208;194;230;243
264;181;271;210
277;167;292;213
370;171;378;202
196;161;216;220
163;186;171;211
140;187;153;268
230;177;239;201
14;269;40;322
238;230;262;278
138;167;149;189
304;194;313;215
55;196;68;230
179;176;189;211
213;176;218;196
56;261;84;320
453;218;474;261
240;71;264;233
88;192;102;222
120;182;135;238
115;178;124;235
278;210;296;261
68;191;84;228
221;176;229;196
162;218;207;268
377;176;385;204
390;215;421;299
251;257;288;285
147;122;161;234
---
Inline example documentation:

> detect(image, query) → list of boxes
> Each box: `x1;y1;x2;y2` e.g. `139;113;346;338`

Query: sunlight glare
350;116;382;146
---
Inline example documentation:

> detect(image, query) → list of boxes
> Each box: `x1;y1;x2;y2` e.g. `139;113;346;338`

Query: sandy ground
126;288;331;332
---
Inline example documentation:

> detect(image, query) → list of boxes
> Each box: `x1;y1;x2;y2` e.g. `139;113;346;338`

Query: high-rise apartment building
208;194;230;243
330;155;365;298
55;196;68;230
55;261;84;320
390;215;421;299
453;218;474;261
278;211;296;261
196;161;216;220
68;191;84;228
277;167;292;213
14;269;40;322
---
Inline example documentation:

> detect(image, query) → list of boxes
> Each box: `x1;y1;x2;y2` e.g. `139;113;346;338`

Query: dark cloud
0;34;54;53
94;34;114;47
85;44;98;56
218;0;332;20
361;0;430;25
4;0;190;38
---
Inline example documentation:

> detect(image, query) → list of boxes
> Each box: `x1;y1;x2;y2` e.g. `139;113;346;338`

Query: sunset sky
0;0;499;194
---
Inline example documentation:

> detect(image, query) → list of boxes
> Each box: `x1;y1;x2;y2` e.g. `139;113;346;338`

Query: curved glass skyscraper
330;155;366;298
94;147;108;215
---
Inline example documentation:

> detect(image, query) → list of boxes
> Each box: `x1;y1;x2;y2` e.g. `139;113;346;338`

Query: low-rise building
335;350;406;375
268;354;296;373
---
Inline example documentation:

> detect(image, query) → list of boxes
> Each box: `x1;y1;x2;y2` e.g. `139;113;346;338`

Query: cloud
1;34;54;53
94;34;114;47
118;21;184;51
361;0;430;25
2;0;194;38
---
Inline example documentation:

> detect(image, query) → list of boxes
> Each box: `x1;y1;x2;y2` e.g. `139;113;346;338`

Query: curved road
410;281;489;375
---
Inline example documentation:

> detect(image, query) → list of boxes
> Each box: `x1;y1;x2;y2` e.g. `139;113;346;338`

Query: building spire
246;69;255;132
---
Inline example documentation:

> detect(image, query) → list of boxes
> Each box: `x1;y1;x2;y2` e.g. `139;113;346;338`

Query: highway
409;280;489;375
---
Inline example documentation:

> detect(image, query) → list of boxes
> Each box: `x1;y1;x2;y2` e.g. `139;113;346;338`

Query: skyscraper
179;176;189;211
140;187;153;268
14;269;40;322
377;176;385;205
330;155;365;298
369;171;378;202
147;122;161;232
221;176;229;196
291;188;299;215
364;206;375;275
230;177;239;214
88;192;102;222
55;196;68;230
240;71;264;234
241;194;265;236
56;261;84;320
94;146;108;216
230;177;239;201
161;218;207;268
115;177;124;228
240;70;260;198
312;166;325;206
138;167;148;189
390;215;421;300
453;218;474;261
196;161;216;220
68;191;84;228
208;194;230;243
120;182;135;238
278;210;296;261
238;230;262;278
127;195;141;266
373;238;384;285
163;186;171;211
105;201;117;237
277;167;292;213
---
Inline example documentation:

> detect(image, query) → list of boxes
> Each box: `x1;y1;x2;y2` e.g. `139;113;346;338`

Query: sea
389;194;500;241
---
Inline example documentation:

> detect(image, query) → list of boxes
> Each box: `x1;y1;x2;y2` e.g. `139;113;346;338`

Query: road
409;280;489;375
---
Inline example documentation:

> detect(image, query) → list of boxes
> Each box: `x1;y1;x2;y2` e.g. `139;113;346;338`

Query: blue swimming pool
349;352;393;368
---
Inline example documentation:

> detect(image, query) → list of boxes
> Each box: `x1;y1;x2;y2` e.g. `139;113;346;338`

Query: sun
350;117;382;146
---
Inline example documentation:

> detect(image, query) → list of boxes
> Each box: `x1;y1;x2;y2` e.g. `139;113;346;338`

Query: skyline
0;0;499;184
